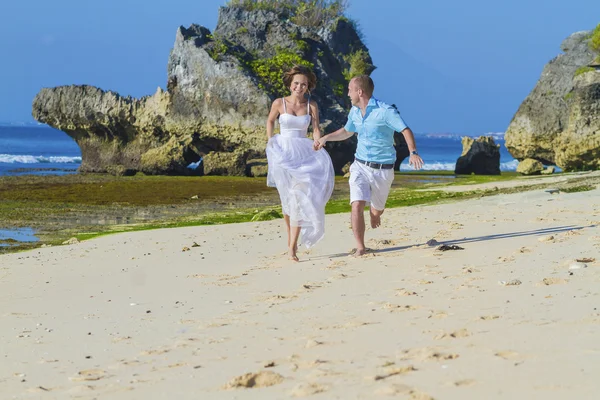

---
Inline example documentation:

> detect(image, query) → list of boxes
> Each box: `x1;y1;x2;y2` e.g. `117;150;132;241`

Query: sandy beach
1;173;599;399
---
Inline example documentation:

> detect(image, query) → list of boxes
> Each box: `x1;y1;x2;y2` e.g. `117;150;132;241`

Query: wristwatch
411;150;419;155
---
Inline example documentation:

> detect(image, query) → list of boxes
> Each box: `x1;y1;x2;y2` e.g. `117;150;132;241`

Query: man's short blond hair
352;75;374;97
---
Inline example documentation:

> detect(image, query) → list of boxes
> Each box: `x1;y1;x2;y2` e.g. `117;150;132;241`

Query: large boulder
454;136;500;175
32;5;373;176
505;27;600;171
516;158;544;175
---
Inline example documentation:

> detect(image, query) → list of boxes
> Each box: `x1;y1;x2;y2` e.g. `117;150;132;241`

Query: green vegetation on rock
590;23;600;52
574;66;595;77
205;34;230;62
342;49;373;81
249;49;314;98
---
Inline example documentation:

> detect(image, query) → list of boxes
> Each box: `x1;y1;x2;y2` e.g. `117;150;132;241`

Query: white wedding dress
266;99;334;248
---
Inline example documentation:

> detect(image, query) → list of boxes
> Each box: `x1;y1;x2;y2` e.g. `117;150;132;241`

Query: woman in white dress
265;65;335;261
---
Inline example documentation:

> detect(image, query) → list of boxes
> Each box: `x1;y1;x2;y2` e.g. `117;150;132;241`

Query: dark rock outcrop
32;6;373;175
454;136;500;175
505;27;600;171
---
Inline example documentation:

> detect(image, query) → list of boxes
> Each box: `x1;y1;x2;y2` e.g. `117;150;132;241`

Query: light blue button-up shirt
344;97;408;164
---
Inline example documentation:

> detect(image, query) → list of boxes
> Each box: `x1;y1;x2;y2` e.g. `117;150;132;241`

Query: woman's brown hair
283;65;317;92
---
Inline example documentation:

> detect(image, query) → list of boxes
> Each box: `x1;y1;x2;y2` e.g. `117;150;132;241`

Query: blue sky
1;0;598;134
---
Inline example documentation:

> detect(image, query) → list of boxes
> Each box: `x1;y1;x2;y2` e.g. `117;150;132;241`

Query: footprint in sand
409;390;436;400
382;303;419;312
327;260;347;269
374;383;412;396
428;310;448;319
399;347;459;362
395;288;418;297
289;383;328;397
372;365;417;381
69;369;106;382
435;328;470;340
453;379;477;387
539;277;569;286
223;371;284;389
494;350;521;360
305;339;324;348
479;315;501;321
140;348;171;356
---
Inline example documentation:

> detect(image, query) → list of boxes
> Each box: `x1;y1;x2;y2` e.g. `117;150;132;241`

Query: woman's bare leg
288;225;300;261
283;215;299;261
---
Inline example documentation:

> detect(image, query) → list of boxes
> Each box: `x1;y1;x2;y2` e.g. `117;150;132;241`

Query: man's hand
409;154;424;170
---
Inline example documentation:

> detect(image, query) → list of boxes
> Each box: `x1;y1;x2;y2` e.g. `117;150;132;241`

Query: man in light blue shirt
316;75;423;256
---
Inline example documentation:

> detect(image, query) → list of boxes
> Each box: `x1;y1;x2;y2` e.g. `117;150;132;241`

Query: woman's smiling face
290;74;309;96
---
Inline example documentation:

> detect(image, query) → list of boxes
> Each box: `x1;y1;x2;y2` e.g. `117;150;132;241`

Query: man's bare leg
351;200;367;256
370;207;384;229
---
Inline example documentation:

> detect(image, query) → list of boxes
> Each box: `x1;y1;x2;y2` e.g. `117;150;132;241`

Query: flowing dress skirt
266;135;334;248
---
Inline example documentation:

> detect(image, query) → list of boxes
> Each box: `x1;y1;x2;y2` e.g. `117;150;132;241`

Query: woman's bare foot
288;247;299;261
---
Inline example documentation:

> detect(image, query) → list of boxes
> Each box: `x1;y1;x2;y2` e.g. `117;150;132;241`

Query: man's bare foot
288;248;299;261
350;247;368;257
355;248;367;257
370;211;381;229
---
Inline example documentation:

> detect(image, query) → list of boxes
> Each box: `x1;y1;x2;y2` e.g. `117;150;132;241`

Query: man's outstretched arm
314;127;355;150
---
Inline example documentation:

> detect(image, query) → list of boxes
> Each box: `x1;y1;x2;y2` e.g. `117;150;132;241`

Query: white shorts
349;161;395;211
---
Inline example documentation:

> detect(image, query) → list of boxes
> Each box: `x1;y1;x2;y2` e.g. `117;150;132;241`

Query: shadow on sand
311;224;597;260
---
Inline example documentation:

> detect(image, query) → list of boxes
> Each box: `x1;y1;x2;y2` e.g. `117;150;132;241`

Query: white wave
0;154;81;164
187;158;203;170
400;161;455;171
400;158;519;172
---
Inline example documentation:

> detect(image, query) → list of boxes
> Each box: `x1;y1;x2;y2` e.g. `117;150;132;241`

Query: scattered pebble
569;262;587;270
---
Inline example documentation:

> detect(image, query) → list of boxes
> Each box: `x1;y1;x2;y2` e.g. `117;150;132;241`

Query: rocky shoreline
32;5;372;176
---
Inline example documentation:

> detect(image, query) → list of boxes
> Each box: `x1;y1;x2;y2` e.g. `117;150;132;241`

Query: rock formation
516;158;543;175
32;5;373;175
505;26;600;171
454;136;500;175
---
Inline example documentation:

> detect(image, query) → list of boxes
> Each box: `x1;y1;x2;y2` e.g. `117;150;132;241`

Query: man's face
348;80;360;106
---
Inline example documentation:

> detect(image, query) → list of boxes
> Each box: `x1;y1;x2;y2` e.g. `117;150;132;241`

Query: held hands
409;154;424;170
313;136;327;151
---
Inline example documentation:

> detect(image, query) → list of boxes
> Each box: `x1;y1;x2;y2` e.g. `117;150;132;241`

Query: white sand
1;175;599;399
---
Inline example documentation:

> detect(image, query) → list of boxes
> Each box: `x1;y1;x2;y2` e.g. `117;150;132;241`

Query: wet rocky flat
2;171;594;254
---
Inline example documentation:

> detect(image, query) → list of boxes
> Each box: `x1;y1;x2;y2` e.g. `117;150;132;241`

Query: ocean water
0;126;518;176
399;133;518;172
0;126;81;176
